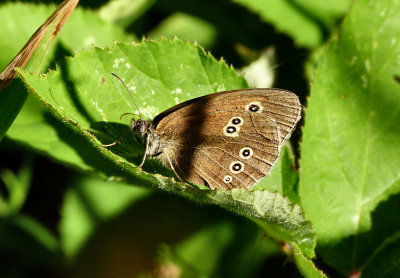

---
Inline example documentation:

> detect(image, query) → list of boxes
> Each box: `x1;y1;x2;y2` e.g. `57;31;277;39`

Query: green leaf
149;13;217;48
61;176;151;258
233;0;350;48
14;39;247;176
361;229;400;278
157;221;278;277
0;81;27;141
61;174;281;276
253;146;300;204
12;214;60;255
5;2;135;171
284;0;351;33
16;39;315;257
0;3;52;69
300;0;400;274
99;0;156;27
8;96;123;175
0;215;61;271
0;1;77;140
0;156;32;216
0;3;133;63
194;189;315;257
59;4;134;50
292;243;327;278
0;2;134;136
153;0;283;50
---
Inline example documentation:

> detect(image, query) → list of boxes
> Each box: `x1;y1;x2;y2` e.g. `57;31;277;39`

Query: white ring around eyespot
245;101;264;113
230;116;244;126
239;147;253;159
223;125;240;137
230;161;244;174
224;175;233;184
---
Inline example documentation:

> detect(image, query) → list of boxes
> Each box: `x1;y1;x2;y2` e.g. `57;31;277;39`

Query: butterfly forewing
152;89;300;189
153;89;301;144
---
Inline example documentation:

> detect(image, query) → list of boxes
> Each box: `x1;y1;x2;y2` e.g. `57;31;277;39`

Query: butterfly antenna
111;73;143;119
269;51;308;71
120;112;141;120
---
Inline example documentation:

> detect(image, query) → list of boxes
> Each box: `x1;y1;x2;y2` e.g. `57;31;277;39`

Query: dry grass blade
0;0;80;90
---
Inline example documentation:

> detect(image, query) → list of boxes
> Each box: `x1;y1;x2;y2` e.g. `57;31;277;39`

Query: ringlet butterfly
107;76;301;190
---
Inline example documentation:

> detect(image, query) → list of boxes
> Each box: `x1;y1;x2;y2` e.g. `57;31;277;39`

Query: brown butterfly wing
156;112;280;189
153;88;301;144
153;89;301;189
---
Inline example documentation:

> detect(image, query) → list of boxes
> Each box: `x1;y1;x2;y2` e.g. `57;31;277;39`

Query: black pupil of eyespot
243;150;250;156
226;177;230;181
233;163;241;170
250;104;259;112
232;118;241;125
227;126;236;133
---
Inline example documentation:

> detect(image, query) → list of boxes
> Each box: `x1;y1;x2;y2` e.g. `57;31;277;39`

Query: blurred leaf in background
61;175;280;277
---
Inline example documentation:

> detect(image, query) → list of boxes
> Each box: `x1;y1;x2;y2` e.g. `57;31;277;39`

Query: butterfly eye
226;126;236;133
224;175;232;183
230;161;244;174
223;125;240;137
246;101;263;113
249;104;260;112
239;147;253;159
230;116;244;126
232;118;241;124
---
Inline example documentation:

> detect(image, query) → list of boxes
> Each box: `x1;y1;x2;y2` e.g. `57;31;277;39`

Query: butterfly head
131;117;164;161
130;118;153;136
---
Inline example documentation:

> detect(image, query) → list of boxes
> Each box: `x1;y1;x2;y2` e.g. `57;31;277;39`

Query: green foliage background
1;0;400;277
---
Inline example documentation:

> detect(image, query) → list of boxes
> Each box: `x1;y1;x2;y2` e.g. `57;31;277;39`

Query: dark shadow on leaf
89;121;175;179
317;193;400;276
57;43;95;124
216;220;283;277
41;111;154;185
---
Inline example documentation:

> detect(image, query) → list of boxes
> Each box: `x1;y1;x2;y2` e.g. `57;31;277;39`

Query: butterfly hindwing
194;113;280;189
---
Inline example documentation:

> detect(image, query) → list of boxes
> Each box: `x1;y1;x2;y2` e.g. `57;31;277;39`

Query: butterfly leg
139;135;149;168
102;128;130;147
133;133;145;147
165;152;185;183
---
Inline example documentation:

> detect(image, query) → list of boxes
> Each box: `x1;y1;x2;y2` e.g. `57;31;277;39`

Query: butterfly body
130;88;301;190
131;119;164;158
